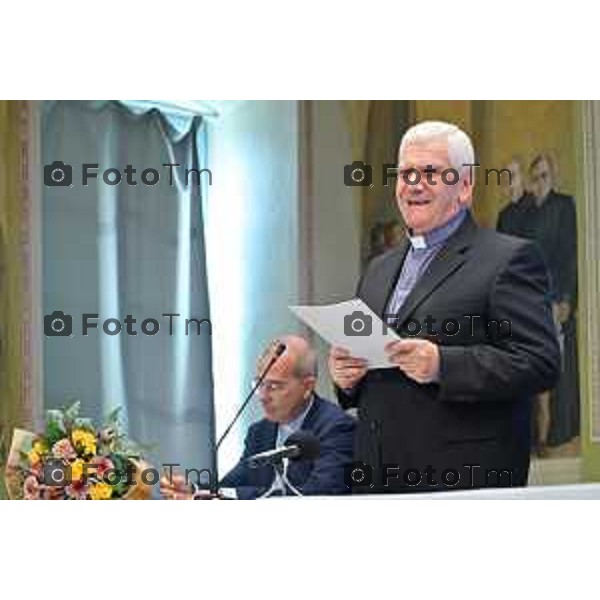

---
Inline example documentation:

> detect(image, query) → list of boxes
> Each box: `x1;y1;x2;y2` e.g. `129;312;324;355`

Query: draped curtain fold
41;101;215;480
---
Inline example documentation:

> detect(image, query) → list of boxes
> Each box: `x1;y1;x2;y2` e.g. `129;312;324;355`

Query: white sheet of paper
290;299;401;369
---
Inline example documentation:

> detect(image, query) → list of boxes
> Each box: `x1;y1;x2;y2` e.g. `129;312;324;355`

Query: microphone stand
259;457;303;498
211;342;287;496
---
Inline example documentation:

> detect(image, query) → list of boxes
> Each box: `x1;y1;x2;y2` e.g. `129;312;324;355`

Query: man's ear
458;177;473;207
303;376;317;397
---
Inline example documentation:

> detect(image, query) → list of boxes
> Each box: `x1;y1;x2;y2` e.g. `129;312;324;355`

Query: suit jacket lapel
367;240;410;318
287;395;321;484
258;420;278;451
259;395;319;453
393;213;478;327
298;394;320;432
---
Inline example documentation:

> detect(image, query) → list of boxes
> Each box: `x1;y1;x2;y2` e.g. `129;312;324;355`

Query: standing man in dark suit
329;121;561;493
162;335;355;499
496;159;535;238
496;158;550;454
527;154;579;451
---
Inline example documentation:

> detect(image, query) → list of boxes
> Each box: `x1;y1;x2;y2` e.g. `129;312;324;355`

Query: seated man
162;335;355;499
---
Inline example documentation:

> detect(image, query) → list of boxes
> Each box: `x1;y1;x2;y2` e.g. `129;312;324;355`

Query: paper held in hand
289;299;401;369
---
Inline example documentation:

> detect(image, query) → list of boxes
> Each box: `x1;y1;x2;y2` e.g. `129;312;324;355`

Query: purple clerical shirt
386;209;467;317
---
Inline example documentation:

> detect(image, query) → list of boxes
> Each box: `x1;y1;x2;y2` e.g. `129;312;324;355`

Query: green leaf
109;452;127;472
63;401;81;423
46;409;65;429
46;420;66;446
105;406;122;425
111;480;129;498
73;418;94;431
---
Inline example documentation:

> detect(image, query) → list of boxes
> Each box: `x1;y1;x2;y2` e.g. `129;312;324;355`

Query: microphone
203;341;286;497
191;342;287;498
246;430;320;469
215;340;286;452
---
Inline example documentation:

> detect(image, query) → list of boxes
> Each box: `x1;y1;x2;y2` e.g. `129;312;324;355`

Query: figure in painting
496;154;579;456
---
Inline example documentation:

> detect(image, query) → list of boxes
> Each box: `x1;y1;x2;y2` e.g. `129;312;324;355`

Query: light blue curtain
42;101;214;483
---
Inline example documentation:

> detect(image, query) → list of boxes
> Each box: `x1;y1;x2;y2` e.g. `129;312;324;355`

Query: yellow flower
27;449;41;465
89;482;113;500
32;440;48;456
70;459;85;481
71;429;96;456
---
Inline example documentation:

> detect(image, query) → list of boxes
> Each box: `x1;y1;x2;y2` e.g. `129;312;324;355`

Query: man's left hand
385;338;440;384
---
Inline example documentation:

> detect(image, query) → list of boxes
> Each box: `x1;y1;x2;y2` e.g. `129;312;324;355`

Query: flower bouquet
3;402;152;500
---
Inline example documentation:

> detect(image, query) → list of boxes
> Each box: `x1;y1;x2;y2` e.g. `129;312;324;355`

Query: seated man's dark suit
220;394;355;499
338;211;561;493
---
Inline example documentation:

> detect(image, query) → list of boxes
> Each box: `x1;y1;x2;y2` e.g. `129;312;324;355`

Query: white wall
205;101;300;472
206;100;363;471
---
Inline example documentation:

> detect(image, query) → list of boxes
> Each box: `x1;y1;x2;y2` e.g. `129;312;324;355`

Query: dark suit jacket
338;211;561;493
528;191;577;305
496;193;536;239
220;395;355;499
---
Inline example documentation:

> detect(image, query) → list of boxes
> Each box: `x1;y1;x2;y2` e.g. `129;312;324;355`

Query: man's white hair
399;121;475;177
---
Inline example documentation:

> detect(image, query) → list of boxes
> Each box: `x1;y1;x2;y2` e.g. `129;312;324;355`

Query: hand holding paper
328;346;369;389
385;338;440;384
290;299;441;385
289;299;402;370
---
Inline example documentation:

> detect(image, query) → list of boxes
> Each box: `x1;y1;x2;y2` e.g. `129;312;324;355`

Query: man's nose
403;179;426;195
398;177;423;196
412;179;427;192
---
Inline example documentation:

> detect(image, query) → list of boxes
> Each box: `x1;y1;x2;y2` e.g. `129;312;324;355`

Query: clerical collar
407;209;467;250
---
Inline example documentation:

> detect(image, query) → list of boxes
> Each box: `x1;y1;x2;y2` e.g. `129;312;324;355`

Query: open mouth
406;199;432;206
